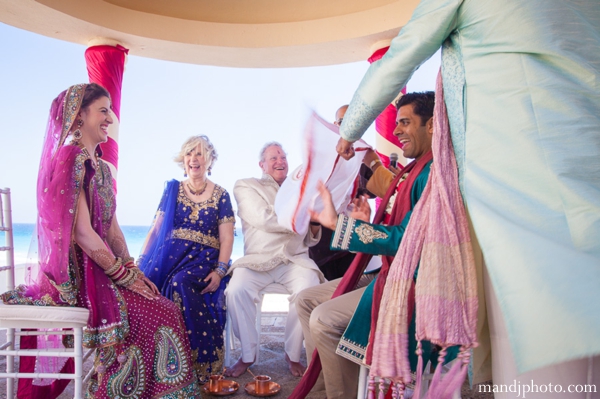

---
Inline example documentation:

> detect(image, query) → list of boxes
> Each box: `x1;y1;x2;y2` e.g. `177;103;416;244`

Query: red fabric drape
368;46;406;168
17;333;74;399
84;44;128;170
369;46;406;210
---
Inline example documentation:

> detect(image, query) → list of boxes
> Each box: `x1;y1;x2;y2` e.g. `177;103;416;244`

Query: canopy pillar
84;41;129;187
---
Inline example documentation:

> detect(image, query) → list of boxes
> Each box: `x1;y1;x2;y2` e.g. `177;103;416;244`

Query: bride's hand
127;276;159;299
138;272;161;295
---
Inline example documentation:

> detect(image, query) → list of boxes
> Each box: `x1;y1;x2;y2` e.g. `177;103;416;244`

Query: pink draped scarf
370;70;478;399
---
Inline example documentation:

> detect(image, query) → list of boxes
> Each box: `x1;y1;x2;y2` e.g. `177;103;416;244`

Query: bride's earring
72;119;83;141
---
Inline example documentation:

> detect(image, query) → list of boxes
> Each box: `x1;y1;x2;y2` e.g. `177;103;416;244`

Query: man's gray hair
259;141;285;162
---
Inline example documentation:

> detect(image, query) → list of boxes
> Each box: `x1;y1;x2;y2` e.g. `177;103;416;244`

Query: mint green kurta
341;0;600;374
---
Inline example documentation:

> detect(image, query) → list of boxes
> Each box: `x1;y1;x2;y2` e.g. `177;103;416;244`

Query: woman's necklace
80;146;100;172
187;180;208;196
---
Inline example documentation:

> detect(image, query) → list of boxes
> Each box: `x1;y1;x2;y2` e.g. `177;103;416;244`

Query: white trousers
484;266;600;399
225;263;321;363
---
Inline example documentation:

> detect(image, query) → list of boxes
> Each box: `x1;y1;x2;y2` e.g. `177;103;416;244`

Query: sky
0;22;440;226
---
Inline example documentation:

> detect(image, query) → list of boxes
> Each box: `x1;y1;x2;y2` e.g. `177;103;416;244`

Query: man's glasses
334;118;343;126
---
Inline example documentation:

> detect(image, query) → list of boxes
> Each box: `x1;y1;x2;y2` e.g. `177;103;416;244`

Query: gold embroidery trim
355;223;388;245
218;216;235;225
172;228;220;249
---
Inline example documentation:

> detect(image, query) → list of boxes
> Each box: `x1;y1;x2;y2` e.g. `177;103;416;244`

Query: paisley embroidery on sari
48;278;78;306
85;378;99;398
154;326;190;385
94;346;117;372
107;345;146;398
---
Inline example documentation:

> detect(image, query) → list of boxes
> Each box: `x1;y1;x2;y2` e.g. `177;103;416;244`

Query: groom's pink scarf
370;71;478;399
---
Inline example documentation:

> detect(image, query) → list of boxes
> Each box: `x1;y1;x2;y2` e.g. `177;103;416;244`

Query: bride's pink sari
2;85;201;398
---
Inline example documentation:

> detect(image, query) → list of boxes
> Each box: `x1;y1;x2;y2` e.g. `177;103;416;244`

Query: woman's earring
72;119;83;141
208;167;212;176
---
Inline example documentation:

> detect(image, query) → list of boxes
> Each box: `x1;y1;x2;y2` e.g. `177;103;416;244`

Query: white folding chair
225;282;290;366
0;188;94;399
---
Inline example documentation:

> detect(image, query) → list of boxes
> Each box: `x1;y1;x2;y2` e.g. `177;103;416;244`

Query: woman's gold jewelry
187;181;208;196
72;129;82;141
71;119;84;141
114;269;137;287
123;256;135;265
105;257;123;276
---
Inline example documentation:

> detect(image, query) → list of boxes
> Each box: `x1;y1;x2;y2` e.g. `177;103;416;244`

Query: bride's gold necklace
80;146;100;172
187;180;208;196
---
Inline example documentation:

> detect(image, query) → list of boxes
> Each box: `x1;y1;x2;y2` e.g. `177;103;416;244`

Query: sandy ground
0;294;494;398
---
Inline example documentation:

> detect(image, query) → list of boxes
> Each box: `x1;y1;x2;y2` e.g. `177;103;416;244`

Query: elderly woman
138;135;235;384
2;83;201;398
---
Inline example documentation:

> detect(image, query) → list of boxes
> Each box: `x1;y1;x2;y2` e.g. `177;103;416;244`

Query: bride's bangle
114;269;137;287
104;258;123;278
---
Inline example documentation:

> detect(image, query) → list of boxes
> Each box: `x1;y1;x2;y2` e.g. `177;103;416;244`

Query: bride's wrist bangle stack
105;257;137;287
123;257;144;276
214;260;230;278
105;257;125;279
115;270;137;287
123;257;135;268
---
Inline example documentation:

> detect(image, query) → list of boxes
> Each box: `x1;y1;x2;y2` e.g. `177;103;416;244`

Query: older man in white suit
225;142;323;378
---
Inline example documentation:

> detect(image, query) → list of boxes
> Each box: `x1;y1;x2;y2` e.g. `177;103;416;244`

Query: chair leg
224;312;232;367
255;294;264;364
6;327;15;399
357;365;368;399
73;328;83;399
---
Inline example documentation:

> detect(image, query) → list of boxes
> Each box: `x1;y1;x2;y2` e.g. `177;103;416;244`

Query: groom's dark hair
395;91;435;126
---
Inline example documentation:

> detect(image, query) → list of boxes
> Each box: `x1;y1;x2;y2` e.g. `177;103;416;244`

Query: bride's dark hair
81;83;111;111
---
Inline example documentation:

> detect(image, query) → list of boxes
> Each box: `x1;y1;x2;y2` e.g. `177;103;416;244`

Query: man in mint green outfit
336;0;600;396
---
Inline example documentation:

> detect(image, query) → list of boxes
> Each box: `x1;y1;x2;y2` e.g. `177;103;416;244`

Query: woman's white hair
174;135;218;171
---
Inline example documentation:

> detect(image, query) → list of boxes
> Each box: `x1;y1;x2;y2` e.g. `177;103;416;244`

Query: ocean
1;225;293;312
3;224;246;283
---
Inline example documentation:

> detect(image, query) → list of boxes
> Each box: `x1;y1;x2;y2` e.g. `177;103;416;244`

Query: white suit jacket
232;174;323;280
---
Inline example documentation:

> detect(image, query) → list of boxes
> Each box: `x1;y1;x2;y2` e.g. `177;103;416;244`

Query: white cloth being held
275;111;371;236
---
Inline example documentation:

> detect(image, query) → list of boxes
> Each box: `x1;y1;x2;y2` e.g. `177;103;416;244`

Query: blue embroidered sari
139;180;235;383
